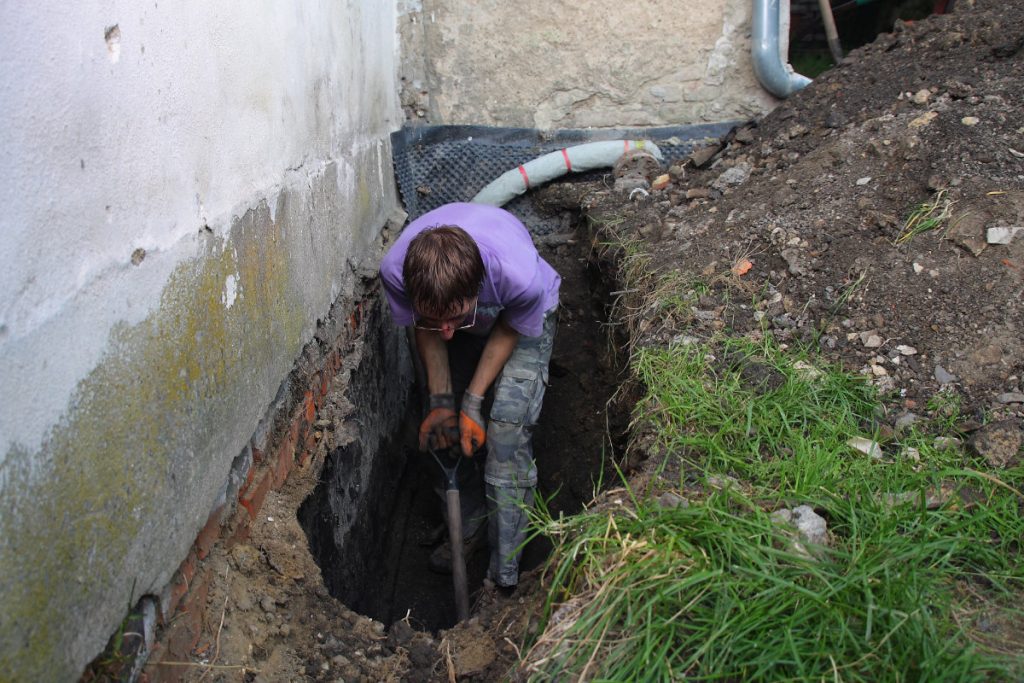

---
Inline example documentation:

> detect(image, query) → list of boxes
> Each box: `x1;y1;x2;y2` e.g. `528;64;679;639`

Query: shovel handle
446;488;470;622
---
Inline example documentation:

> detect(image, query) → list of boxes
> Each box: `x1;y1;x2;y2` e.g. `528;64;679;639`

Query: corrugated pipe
471;140;664;206
752;0;812;98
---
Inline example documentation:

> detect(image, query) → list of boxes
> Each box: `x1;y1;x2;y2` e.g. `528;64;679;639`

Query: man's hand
459;392;486;456
419;393;458;451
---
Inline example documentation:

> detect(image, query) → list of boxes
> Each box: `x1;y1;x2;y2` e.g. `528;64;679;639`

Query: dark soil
140;1;1023;680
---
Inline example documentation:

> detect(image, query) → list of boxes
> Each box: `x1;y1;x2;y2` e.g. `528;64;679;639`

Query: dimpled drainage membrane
391;122;738;227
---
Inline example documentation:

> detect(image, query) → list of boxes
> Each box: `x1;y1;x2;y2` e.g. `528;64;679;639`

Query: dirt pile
581;0;1024;424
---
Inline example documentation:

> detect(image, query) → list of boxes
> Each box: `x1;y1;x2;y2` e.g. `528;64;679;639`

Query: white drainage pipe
752;0;812;98
471;140;664;207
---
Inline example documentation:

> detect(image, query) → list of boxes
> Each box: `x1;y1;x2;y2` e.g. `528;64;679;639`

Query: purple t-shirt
380;203;560;337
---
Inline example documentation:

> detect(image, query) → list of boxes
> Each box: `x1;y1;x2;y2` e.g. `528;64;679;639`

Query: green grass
791;51;835;79
896;190;955;245
526;338;1024;681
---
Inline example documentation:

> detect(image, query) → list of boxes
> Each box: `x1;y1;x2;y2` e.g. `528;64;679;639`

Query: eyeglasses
414;299;478;332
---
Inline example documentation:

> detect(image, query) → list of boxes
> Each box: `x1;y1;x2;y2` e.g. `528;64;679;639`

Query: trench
299;199;627;632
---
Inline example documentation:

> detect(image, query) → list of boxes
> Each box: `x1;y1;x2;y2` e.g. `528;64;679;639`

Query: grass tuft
896;190;955;245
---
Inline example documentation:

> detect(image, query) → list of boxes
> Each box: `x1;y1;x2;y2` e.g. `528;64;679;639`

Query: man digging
380;202;560;592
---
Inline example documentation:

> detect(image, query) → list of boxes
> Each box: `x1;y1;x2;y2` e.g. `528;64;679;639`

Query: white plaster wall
0;1;398;457
0;1;400;679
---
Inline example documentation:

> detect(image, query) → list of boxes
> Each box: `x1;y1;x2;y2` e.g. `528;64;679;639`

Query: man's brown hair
403;225;484;317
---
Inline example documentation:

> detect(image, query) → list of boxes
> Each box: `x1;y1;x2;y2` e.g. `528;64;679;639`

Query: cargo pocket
490;365;540;426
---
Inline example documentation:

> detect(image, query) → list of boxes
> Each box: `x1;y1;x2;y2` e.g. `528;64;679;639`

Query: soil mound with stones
134;1;1022;680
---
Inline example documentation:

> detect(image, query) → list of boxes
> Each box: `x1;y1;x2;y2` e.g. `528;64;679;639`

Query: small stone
961;116;980;126
856;176;872;186
613;174;649;194
909;111;938;128
986;226;1023;244
707;474;740;490
934;366;957;384
689;143;724;168
871;364;889;376
895;413;921;432
260;596;275;613
896;344;918;355
912;89;931;104
781;248;808;276
686;187;711;200
933;436;962;451
904;446;921;462
996;392;1024;404
913;262;925;274
280;624;291;637
734;127;756;143
711;163;752;192
848;437;883;459
859;331;884;348
772;505;829;557
825;111;847;128
657;492;689;509
793;360;823;380
968;420;1022;468
651;174;670;190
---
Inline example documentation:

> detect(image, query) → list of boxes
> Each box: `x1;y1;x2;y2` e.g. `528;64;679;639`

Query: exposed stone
656;492;689;509
613;149;663;180
689;143;724;168
911;89;931;104
996;392;1024;404
986;226;1023;244
780;248;809;276
934;366;957;384
711;163;752;192
968;420;1022;468
613;174;650;194
894;413;921;432
848;437;883;459
859;331;884;348
771;505;829;558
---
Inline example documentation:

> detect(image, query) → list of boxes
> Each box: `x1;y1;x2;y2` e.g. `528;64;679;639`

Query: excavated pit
299;200;627;632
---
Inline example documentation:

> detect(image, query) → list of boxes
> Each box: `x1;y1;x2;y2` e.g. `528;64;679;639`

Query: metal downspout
752;0;812;98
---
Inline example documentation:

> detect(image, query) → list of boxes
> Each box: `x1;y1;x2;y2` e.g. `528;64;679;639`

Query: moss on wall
0;202;308;681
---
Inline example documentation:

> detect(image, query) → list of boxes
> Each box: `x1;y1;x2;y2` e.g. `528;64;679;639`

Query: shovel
428;447;470;622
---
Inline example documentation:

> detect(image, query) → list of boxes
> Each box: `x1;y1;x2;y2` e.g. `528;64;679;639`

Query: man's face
414;298;478;340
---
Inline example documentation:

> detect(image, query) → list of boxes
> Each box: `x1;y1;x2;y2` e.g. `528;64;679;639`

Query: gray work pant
434;306;557;587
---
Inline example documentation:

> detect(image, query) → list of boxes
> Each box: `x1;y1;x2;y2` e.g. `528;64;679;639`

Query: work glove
419;393;458;451
459;392;486;457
